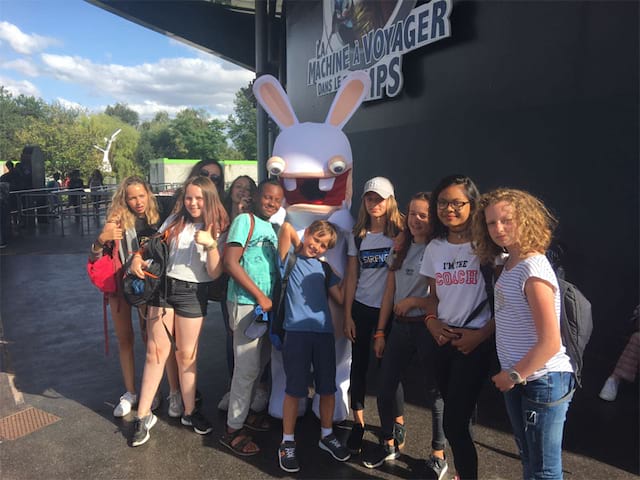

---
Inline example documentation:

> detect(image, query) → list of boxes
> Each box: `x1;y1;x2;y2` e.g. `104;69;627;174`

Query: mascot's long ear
325;71;370;130
253;74;299;130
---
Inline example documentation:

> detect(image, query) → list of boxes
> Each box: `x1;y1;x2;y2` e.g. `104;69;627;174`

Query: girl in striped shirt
473;188;574;480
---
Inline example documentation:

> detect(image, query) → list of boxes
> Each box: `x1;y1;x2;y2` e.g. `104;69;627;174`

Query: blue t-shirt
226;213;279;304
282;252;340;334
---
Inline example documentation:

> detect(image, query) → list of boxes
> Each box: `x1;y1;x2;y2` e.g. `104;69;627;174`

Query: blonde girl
343;176;404;454
129;175;228;446
89;176;179;418
473;188;574;480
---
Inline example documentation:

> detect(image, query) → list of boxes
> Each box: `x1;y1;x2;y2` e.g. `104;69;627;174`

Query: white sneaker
113;391;137;417
251;387;269;412
217;391;230;411
167;390;183;418
151;390;162;411
599;376;619;401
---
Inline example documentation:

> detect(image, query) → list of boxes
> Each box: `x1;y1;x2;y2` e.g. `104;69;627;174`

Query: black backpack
122;232;169;306
558;278;593;387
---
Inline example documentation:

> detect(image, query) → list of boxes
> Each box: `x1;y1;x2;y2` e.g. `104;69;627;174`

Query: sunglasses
200;170;221;185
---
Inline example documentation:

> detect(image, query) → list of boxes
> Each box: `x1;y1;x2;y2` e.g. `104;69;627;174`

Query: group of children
92;166;581;480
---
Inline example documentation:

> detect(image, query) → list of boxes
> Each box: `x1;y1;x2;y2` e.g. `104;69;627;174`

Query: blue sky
0;0;254;120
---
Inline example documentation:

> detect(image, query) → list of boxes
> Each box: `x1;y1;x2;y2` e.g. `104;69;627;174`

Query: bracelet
205;239;218;251
375;328;385;332
424;314;437;328
373;332;385;339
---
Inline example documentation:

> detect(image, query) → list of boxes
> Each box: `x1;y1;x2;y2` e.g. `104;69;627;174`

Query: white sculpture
93;128;122;173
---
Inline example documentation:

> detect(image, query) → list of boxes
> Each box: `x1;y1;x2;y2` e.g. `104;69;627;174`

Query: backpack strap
319;259;334;296
461;264;495;328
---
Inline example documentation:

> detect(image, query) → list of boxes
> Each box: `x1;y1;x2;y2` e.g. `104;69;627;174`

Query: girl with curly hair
89;176;179;418
472;188;574;479
343;176;404;455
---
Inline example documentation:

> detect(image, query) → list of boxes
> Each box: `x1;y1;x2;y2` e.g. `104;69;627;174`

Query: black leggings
377;319;445;450
435;338;492;480
349;301;403;414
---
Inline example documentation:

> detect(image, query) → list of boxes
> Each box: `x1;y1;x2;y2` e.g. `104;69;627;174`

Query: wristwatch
508;368;527;385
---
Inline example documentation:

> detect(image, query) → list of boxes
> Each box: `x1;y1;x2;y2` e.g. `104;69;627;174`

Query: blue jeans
503;371;575;480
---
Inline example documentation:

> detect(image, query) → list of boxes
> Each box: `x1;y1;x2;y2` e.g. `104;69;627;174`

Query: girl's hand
130;254;147;279
492;370;516;392
373;337;385;358
99;218;123;243
257;294;273;313
426;317;456;346
393;298;414;317
344;316;356;342
195;224;216;248
449;327;485;355
238;196;251;213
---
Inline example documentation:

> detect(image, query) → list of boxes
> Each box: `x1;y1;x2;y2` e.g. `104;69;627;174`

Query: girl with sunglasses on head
419;174;500;480
473;188;574;480
128;175;229;447
89;176;180;419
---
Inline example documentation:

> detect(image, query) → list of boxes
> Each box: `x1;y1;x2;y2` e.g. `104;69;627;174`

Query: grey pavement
0;219;638;479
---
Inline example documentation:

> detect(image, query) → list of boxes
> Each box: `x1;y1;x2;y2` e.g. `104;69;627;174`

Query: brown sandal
243;411;271;432
220;428;260;456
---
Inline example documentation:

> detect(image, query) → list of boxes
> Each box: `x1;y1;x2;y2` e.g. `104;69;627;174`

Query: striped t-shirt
494;254;573;381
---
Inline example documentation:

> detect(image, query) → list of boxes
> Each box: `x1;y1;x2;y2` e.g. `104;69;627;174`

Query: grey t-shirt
392;242;429;317
347;231;393;308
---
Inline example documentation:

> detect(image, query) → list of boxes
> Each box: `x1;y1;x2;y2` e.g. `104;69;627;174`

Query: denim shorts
149;277;210;318
282;331;336;398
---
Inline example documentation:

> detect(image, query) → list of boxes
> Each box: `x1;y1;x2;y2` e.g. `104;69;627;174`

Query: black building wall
283;1;638;361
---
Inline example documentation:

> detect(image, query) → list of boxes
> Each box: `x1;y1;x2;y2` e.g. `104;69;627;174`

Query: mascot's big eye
267;156;286;176
328;156;347;175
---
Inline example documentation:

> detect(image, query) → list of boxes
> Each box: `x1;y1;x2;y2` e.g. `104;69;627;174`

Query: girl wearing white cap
343;176;404;455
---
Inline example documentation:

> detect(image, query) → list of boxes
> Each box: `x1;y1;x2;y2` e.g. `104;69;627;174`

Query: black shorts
149;277;210;318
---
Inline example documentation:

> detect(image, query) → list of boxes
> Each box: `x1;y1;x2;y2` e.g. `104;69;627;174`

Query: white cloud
0;21;59;55
39;53;254;120
0;75;40;97
55;97;87;112
2;58;40;77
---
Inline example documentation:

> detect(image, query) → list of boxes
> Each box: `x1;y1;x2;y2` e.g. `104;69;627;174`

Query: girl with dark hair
343;176;405;455
363;192;447;477
89;176;179;418
128;175;228;447
189;159;225;198
419;174;498;479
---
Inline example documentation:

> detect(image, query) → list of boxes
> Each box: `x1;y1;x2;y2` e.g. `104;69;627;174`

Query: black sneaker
131;413;157;447
278;441;300;473
424;454;449;480
393;422;406;450
181;408;213;435
362;442;399;469
346;423;365;454
319;433;351;462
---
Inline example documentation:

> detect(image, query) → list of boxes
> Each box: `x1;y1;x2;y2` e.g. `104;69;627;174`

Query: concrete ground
0;218;638;479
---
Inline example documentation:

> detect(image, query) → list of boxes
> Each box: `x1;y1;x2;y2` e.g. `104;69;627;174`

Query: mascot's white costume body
253;72;370;421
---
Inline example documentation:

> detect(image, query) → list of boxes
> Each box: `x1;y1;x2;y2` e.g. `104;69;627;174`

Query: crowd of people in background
86;165;636;480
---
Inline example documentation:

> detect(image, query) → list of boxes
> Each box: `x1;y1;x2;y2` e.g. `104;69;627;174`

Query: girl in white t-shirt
128;176;228;447
472;188;574;480
419;174;496;480
343;177;404;454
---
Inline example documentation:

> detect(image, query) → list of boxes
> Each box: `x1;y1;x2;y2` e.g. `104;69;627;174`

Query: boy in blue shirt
276;220;351;472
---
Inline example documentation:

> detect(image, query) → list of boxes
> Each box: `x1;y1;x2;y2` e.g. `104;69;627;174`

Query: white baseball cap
362;176;394;199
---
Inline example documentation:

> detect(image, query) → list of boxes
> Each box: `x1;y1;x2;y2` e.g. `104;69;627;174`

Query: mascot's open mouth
280;170;349;207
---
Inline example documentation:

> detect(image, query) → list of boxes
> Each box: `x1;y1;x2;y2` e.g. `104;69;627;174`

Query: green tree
82;114;140;179
105;102;139;127
226;83;256;160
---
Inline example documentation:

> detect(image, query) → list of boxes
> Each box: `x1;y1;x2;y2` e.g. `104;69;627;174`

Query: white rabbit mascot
253;71;370;421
